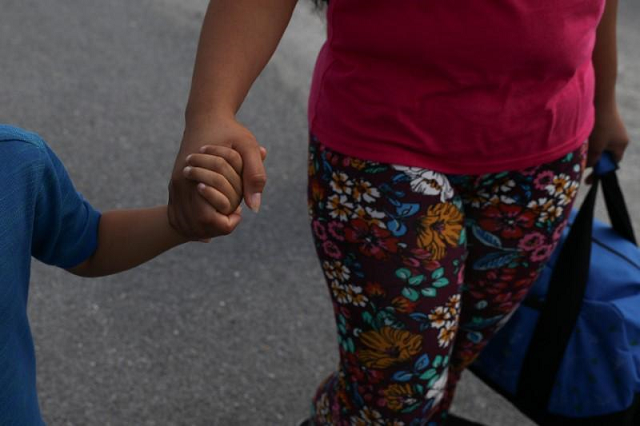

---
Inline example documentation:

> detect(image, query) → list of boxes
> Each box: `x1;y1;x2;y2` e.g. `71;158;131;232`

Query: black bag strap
515;152;637;415
601;171;638;245
596;152;637;245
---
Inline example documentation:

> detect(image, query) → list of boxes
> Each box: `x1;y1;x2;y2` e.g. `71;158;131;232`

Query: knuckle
232;134;258;149
212;155;225;169
251;173;267;188
188;153;203;165
229;150;242;166
219;199;233;215
208;172;224;188
220;222;234;235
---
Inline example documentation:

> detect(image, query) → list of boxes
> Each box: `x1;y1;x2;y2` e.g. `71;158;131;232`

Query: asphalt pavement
1;1;638;425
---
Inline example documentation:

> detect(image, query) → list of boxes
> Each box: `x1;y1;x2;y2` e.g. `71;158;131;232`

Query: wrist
184;103;236;130
163;206;191;246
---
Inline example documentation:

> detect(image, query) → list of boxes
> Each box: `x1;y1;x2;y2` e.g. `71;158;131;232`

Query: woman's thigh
449;143;587;370
308;135;469;421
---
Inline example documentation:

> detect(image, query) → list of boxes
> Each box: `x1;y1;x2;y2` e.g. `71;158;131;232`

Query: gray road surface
1;1;639;425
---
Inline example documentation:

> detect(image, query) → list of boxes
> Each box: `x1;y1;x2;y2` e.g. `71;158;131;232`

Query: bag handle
515;152;637;416
597;153;637;245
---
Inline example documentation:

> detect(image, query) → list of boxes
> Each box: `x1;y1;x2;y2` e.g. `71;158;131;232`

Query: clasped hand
167;117;267;241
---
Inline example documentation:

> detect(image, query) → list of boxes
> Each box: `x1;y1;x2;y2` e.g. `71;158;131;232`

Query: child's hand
184;145;267;213
182;146;245;216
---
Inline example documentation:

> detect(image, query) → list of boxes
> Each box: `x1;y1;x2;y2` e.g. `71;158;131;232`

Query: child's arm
67;146;244;278
67;206;240;278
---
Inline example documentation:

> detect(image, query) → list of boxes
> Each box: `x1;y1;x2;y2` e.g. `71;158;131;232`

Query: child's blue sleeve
31;143;101;269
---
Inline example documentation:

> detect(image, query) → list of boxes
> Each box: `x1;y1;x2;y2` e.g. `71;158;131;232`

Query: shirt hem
309;120;592;175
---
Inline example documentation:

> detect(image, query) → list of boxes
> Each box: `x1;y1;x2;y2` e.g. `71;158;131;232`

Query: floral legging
307;135;587;426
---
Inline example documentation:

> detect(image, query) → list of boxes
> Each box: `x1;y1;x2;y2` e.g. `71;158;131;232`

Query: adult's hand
168;116;267;240
587;104;629;167
585;104;629;184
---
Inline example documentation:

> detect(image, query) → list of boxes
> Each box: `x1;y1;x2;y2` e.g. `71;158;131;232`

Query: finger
186;153;242;196
231;140;267;212
197;145;243;175
585;172;594;185
201;209;243;237
227;211;243;229
194;182;237;215
183;166;240;213
610;141;628;163
192;194;226;239
586;147;603;168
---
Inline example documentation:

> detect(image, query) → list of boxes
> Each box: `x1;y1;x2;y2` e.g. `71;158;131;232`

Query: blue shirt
0;125;100;425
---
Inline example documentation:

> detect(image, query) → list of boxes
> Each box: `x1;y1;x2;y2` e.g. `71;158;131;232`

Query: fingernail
183;166;192;175
186;154;193;162
197;183;206;191
249;193;261;213
199;146;207;153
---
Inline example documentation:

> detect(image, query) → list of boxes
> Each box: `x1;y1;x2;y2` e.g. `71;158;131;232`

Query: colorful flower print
331;171;354;195
393;166;454;202
478;204;535;239
416;203;463;260
530;244;554;262
353;205;386;227
352;178;381;203
428;307;451;329
444;294;461;317
556;180;580;206
358;327;423;369
383;384;420;412
402;248;441;271
345;219;400;260
323;260;351;282
533;170;555;190
332;281;353;305
365;282;386;298
545;173;571;196
323;240;343;259
437;321;458;348
392;296;418;314
328;221;346;241
425;369;449;407
308;137;585;425
517;231;546;251
313;220;328;241
350;407;385;426
349;285;369;307
328;194;354;222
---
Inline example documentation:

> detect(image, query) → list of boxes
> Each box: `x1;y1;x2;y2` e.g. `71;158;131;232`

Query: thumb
234;142;267;212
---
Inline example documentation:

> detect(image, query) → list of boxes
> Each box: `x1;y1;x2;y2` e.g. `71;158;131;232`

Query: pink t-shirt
308;0;605;174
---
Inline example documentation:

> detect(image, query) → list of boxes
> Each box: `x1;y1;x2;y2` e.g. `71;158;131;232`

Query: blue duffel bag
470;153;640;425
